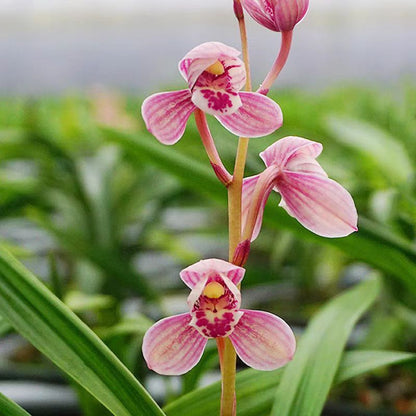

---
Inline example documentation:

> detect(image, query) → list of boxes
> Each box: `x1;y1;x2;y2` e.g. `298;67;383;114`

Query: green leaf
270;277;380;416
336;350;416;383
164;348;415;416
64;290;116;313
0;393;31;416
326;115;413;185
0;314;12;337
0;246;165;416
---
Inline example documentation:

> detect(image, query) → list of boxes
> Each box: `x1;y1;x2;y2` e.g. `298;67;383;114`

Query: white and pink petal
180;258;245;289
277;171;358;237
215;91;283;138
229;309;296;371
179;42;242;89
141;89;195;145
260;136;323;170
192;87;242;116
142;313;207;375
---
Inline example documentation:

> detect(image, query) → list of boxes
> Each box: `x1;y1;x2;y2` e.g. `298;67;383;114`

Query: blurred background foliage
0;83;415;415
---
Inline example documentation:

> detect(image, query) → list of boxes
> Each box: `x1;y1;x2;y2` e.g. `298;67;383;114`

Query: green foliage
0;85;415;415
0;393;31;416
270;277;380;416
164;277;415;416
0;246;165;416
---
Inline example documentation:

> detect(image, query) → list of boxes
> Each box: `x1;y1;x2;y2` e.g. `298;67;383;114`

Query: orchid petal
215;91;283;138
141;89;195;145
277;172;358;237
179;42;241;89
142;313;207;375
223;57;246;91
180;258;245;289
242;0;279;31
242;174;273;241
192;87;242;117
260;136;320;168
229;309;296;371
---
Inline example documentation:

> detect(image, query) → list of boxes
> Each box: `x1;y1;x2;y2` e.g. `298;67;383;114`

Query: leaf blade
270;278;380;416
0;393;31;416
0;246;165;416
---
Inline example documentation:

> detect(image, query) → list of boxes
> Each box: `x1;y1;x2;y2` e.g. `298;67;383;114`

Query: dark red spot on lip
200;89;235;113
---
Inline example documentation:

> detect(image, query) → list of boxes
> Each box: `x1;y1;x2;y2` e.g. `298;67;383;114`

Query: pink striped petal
241;0;278;31
242;174;273;241
229;309;296;371
141;89;195;145
142;313;207;375
180;258;245;289
260;136;322;170
277;172;358;237
215;91;282;138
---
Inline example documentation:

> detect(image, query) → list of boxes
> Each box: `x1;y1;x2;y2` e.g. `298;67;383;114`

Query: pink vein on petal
215;91;283;138
142;313;207;375
229;309;296;371
277;171;358;237
141;89;195;145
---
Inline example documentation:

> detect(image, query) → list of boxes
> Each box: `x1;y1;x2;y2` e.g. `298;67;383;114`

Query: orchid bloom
241;0;309;32
141;42;283;145
142;259;296;375
242;136;358;241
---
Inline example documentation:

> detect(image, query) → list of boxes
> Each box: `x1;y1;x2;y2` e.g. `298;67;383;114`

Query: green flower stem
219;2;252;415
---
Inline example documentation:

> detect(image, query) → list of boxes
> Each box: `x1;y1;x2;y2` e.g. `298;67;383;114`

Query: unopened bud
232;239;251;267
241;0;309;32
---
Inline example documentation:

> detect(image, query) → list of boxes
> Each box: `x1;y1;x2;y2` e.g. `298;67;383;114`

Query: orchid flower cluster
141;0;357;413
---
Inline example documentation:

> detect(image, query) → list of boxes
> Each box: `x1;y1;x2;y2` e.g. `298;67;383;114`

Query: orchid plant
140;0;357;415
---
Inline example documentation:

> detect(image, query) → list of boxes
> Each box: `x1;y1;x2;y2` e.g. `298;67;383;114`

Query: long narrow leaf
336;350;415;383
0;393;31;416
0;246;165;416
270;277;380;416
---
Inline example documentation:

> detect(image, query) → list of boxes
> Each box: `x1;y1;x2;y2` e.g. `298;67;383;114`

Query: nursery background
0;0;415;415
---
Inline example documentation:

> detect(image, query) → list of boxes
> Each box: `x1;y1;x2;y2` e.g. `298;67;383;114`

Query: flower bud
241;0;309;32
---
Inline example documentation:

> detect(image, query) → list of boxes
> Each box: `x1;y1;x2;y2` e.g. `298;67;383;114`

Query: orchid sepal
242;136;358;241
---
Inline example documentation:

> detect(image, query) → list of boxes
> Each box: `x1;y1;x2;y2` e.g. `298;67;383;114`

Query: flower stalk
140;1;357;415
258;30;293;95
221;2;252;415
194;109;233;186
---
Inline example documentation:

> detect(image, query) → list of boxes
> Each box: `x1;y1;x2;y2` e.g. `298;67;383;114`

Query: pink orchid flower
141;42;283;145
242;136;358;241
241;0;309;32
142;259;296;375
